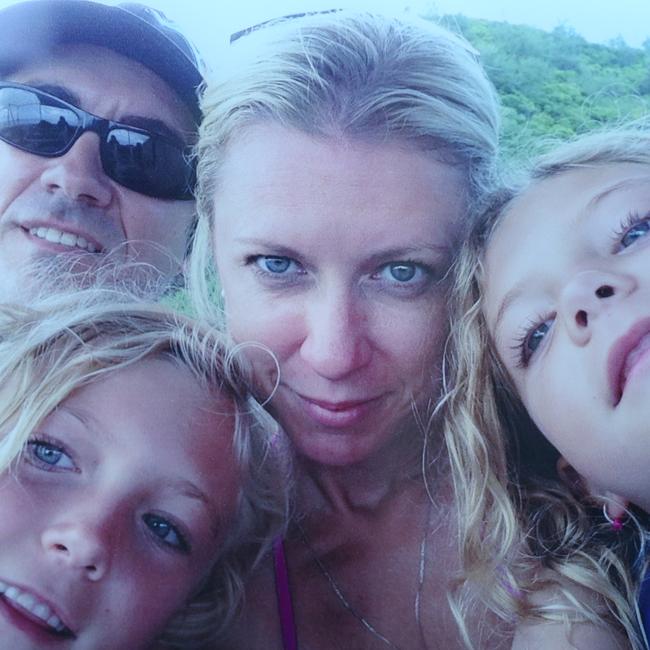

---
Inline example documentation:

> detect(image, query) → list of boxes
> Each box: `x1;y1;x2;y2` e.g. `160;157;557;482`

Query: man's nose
39;132;113;207
300;290;372;380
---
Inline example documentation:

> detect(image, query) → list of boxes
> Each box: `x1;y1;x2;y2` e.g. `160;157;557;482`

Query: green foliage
435;14;650;158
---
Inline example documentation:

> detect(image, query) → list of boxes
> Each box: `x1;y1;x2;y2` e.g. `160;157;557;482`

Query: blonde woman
0;288;285;649
445;125;650;649
190;10;509;649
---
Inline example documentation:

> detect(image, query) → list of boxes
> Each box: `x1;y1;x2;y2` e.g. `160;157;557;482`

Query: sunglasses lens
102;128;194;200
0;84;194;200
0;86;80;155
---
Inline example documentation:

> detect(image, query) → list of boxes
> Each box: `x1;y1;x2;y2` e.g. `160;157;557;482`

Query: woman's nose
41;520;111;582
559;269;636;345
300;291;372;380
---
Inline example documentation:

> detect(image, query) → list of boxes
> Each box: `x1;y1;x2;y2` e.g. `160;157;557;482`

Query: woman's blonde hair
0;287;287;648
444;123;650;648
189;9;500;320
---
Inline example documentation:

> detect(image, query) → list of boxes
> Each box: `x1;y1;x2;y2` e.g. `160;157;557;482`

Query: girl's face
483;163;650;509
0;357;239;649
211;123;465;467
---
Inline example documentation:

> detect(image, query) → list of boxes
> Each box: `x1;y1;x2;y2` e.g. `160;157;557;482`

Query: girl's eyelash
611;209;648;246
143;512;192;555
511;314;553;369
23;434;77;472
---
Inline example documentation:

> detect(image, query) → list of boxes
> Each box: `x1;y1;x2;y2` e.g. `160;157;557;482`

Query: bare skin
209;126;512;649
219;456;510;649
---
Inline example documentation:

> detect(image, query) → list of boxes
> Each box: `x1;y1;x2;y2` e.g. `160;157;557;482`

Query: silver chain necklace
295;501;434;650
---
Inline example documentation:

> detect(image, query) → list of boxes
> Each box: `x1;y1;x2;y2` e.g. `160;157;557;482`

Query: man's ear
556;456;628;519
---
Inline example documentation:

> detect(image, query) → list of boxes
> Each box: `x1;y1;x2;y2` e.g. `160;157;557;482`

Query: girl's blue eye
143;513;189;553
527;322;550;354
515;318;553;368
621;218;650;248
27;440;75;471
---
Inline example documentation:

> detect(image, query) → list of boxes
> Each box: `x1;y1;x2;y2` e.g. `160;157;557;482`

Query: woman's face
0;358;239;649
211;124;465;466
483;163;650;508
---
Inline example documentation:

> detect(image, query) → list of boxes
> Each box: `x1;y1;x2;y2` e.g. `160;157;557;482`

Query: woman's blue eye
388;263;417;282
621;218;650;248
143;513;189;553
375;262;430;285
28;440;75;470
257;256;293;274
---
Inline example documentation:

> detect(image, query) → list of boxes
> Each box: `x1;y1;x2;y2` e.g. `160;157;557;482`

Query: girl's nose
559;269;636;345
41;520;110;582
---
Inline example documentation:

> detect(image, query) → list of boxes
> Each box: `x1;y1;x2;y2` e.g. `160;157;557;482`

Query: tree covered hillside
438;14;650;153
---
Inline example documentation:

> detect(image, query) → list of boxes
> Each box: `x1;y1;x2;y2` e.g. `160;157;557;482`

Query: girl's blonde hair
444;123;650;649
189;9;500;320
0;287;287;649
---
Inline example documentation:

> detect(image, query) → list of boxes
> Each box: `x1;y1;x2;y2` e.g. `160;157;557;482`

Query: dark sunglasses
0;82;195;200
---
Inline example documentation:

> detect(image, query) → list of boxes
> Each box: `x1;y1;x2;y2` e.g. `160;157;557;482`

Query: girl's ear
602;491;628;521
556;456;587;496
556;456;628;518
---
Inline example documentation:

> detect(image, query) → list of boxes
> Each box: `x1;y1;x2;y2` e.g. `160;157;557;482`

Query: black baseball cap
0;0;204;122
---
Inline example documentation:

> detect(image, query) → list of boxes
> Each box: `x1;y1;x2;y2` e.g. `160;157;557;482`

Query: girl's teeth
0;582;66;631
33;603;50;619
49;615;65;632
16;591;36;610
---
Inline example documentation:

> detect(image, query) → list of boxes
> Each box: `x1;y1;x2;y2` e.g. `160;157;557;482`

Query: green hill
436;14;650;154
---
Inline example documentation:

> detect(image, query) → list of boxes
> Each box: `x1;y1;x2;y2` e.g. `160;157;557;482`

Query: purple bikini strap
273;536;298;650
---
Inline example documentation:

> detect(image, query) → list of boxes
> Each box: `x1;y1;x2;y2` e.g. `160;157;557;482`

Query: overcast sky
134;0;650;68
0;0;647;67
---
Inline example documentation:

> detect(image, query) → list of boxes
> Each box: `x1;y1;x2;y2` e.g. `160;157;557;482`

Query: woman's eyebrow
364;244;452;263
233;237;300;258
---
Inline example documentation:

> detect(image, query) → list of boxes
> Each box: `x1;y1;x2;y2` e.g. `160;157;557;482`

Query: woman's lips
293;392;384;428
608;317;650;405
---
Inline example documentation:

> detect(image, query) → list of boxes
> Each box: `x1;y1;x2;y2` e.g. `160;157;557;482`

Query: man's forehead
9;42;196;140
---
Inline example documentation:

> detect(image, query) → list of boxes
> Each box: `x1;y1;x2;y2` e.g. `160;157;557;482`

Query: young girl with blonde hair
0;288;285;650
445;124;650;649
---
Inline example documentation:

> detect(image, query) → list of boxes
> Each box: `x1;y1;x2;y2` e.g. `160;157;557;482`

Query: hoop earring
603;503;624;532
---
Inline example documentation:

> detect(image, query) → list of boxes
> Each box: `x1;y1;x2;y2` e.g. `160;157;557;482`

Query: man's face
0;43;196;300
